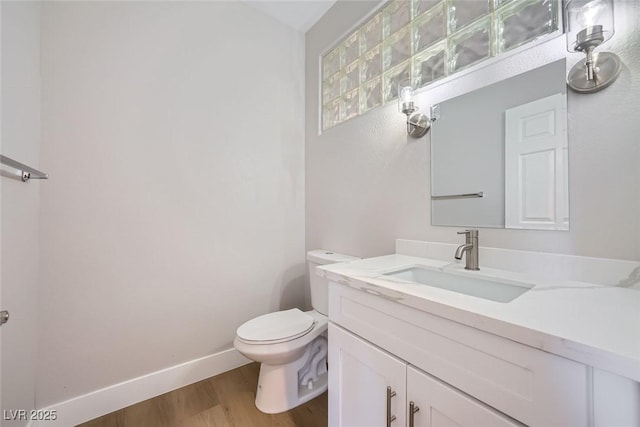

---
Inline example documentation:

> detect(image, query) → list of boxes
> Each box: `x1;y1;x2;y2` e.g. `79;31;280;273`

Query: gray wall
306;0;640;261
38;1;305;406
1;2;41;425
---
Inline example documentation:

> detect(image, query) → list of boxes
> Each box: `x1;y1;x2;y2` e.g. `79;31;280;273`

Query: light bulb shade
565;0;615;53
396;78;431;137
564;0;620;93
398;78;417;115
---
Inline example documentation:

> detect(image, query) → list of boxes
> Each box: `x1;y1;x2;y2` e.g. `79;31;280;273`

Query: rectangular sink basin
383;266;532;303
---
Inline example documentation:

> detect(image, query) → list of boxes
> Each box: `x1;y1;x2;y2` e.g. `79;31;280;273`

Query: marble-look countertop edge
319;255;640;382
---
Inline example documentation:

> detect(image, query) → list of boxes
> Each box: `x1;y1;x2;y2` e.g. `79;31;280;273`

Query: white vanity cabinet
323;248;640;427
329;323;523;427
328;282;594;427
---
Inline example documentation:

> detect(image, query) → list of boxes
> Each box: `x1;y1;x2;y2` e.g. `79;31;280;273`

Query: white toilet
233;250;358;414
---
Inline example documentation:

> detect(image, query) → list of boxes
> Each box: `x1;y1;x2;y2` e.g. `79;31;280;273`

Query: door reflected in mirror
431;59;568;230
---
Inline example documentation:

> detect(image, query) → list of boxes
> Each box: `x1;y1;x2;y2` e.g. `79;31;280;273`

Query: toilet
233;250;358;414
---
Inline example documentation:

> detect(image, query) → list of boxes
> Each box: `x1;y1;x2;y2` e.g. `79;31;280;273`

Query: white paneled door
505;93;568;230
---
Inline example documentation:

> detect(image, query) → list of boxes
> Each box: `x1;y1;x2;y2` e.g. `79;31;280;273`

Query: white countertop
319;254;640;382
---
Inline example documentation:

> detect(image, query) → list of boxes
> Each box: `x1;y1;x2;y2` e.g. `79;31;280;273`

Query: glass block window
321;0;559;130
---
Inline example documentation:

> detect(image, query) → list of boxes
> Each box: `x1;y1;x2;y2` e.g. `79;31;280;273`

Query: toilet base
255;336;328;414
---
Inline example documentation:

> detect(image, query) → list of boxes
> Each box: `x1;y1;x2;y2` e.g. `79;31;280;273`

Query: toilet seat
236;308;315;345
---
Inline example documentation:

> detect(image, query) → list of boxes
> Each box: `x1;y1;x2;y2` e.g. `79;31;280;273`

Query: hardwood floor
79;363;327;427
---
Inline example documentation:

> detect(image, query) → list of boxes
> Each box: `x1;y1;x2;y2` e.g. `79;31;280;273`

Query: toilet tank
307;250;359;315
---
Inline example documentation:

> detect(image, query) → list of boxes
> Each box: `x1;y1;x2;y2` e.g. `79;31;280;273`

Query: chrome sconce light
398;79;430;138
565;0;621;93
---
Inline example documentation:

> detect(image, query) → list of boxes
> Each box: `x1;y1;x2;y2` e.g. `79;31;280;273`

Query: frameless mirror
430;59;568;230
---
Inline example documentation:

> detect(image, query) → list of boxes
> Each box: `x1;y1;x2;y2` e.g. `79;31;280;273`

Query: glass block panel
322;47;340;80
341;89;360;121
360;13;383;53
413;41;446;87
412;4;445;54
323;72;341;104
342;31;361;67
449;17;491;73
320;0;560;131
360;77;382;112
322;98;340;130
448;0;490;33
341;60;360;94
497;0;557;53
383;0;411;37
412;0;442;18
494;0;516;9
360;45;382;82
383;60;411;102
383;26;411;70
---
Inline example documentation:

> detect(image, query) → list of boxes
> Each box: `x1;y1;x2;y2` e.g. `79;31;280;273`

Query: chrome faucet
455;229;479;270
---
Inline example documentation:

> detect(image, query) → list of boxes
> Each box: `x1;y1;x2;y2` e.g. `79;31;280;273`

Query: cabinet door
329;323;406;427
407;366;524;427
593;368;640;427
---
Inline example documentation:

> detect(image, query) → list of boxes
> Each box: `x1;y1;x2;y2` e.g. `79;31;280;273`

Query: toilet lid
236;308;315;344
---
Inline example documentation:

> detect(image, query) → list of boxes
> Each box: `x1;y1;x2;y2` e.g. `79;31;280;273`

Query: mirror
431;59;568;230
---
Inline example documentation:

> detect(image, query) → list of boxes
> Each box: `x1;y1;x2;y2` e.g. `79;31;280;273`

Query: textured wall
1;2;41;425
306;0;640;261
38;1;305;406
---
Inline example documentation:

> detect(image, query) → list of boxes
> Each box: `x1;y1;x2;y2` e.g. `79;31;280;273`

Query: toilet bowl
233;250;358;414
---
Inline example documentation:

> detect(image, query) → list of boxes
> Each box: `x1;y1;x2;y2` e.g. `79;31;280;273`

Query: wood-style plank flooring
78;363;327;427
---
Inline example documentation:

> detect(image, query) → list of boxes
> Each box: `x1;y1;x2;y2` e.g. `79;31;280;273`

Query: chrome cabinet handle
386;386;397;427
409;401;420;427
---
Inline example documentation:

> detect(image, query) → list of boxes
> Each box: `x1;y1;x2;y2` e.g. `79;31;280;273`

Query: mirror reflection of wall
430;59;568;230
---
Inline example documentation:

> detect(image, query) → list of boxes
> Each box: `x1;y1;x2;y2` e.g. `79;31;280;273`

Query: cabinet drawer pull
386;386;397;426
409;401;420;427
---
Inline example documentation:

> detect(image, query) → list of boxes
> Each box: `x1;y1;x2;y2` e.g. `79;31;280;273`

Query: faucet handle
457;230;471;244
457;229;479;240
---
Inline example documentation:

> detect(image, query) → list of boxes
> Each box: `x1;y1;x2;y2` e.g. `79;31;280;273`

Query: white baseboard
29;348;250;427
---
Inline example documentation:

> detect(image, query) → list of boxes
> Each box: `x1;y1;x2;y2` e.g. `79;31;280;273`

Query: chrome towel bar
431;191;483;200
0;155;48;182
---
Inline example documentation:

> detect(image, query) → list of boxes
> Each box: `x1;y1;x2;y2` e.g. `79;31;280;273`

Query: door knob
0;310;9;326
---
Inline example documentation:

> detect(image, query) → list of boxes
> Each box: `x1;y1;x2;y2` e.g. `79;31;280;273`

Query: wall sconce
398;79;430;138
565;0;621;93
